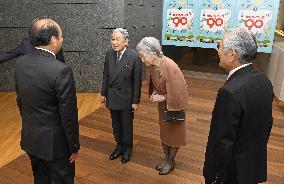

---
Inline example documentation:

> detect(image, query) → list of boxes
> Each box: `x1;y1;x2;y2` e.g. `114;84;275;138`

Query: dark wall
124;0;163;48
0;0;163;92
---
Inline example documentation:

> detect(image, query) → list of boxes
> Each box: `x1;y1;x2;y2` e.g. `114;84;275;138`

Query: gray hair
136;37;163;56
223;27;257;64
112;28;129;39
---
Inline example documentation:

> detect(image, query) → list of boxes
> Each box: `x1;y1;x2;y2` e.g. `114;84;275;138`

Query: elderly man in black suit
0;17;65;64
203;28;273;184
101;28;142;164
14;18;79;184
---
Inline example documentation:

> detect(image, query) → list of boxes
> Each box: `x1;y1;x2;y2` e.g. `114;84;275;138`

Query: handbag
163;107;185;122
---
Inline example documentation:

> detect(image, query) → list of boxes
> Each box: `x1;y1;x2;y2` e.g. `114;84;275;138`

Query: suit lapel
109;48;130;85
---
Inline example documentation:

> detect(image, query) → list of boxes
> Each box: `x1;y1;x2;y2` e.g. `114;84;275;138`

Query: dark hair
30;20;59;47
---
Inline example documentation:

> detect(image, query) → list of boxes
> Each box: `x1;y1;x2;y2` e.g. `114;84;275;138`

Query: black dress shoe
121;155;130;164
109;150;122;160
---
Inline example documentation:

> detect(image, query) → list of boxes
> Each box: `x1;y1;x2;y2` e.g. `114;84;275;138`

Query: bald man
0;17;65;64
14;18;79;184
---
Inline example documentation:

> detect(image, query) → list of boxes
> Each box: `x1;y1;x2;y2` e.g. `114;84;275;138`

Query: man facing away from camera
14;18;79;184
203;28;273;184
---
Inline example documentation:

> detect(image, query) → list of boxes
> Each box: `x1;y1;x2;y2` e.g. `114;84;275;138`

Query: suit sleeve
0;41;24;64
55;66;80;153
101;53;109;96
132;53;142;104
14;71;22;116
267;93;274;143
210;88;242;182
267;117;273;143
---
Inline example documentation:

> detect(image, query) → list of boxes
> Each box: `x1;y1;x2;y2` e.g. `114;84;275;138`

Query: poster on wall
162;0;280;53
236;0;279;53
195;0;236;47
162;0;198;46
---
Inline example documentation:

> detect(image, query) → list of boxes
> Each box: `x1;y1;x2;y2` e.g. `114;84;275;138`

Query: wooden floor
0;92;101;167
0;77;283;183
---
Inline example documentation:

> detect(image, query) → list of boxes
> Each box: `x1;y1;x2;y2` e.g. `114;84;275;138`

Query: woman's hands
150;91;166;102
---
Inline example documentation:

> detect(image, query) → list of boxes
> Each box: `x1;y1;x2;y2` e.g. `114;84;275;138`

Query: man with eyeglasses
0;17;65;64
203;28;273;184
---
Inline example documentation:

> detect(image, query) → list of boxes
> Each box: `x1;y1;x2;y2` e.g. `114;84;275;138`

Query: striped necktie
116;52;121;62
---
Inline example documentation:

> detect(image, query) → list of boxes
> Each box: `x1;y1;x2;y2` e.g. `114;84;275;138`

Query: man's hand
132;104;139;112
101;95;106;108
69;151;79;163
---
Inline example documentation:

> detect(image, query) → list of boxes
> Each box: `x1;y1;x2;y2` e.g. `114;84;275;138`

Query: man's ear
229;49;237;62
50;36;57;47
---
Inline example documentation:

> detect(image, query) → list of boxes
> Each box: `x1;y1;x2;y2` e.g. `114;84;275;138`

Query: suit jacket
101;48;142;110
0;38;65;64
14;49;79;161
203;65;273;184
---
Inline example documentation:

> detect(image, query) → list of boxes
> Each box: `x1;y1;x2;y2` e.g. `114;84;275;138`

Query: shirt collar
227;63;252;80
35;47;56;57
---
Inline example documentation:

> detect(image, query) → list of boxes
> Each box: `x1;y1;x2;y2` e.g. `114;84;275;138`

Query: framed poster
162;0;281;53
195;0;236;48
236;0;280;53
162;0;198;47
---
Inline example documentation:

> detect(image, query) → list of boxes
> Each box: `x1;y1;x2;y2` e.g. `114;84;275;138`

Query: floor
0;77;283;183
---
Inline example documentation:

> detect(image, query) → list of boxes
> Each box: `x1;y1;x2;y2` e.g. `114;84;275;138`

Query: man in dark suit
203;28;273;184
14;18;79;184
101;28;142;164
0;17;65;64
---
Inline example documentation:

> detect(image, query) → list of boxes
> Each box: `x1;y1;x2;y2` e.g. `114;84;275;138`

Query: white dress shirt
117;47;126;61
227;63;252;80
35;47;56;57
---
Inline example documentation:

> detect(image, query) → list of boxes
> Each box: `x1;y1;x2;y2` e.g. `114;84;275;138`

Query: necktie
117;52;121;62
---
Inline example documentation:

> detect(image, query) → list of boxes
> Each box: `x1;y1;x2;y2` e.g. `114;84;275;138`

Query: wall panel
0;0;163;91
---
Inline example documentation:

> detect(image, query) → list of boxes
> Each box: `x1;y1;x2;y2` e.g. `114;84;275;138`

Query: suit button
109;86;112;88
118;88;121;90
